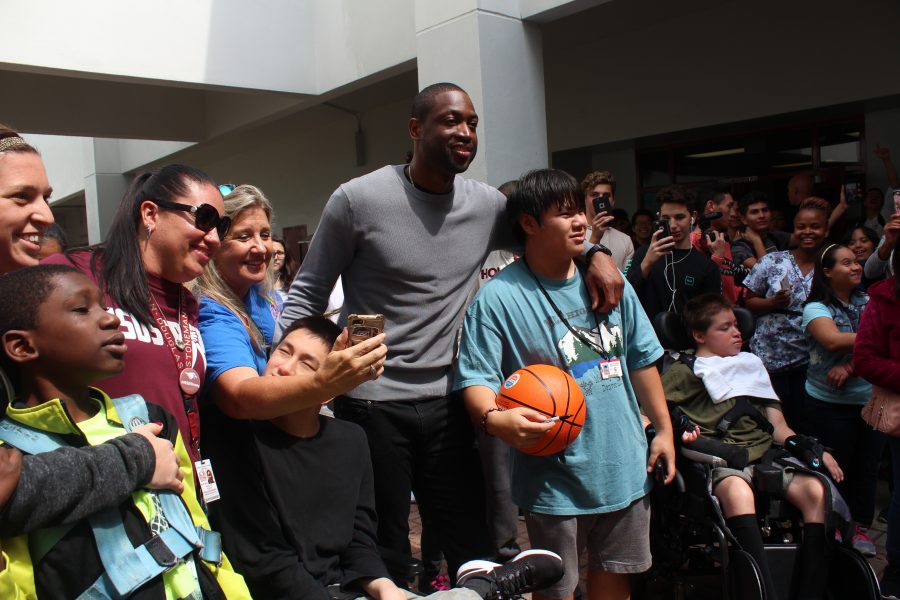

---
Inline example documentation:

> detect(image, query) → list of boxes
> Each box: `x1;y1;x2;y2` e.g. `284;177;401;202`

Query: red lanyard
148;287;202;455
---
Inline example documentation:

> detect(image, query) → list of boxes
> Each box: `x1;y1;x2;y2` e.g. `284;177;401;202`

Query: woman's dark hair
796;197;831;221
807;243;849;308
508;169;583;244
272;237;298;288
87;164;217;328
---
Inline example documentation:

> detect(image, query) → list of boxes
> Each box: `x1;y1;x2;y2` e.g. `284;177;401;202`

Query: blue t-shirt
199;285;278;384
802;295;870;405
454;261;663;515
743;251;813;372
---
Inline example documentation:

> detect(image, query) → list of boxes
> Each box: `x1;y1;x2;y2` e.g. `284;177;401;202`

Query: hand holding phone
592;193;611;216
653;219;672;240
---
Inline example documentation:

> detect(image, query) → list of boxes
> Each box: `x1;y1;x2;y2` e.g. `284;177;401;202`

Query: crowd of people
0;79;899;600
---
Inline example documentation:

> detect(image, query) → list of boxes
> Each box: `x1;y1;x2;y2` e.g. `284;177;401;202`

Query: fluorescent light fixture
684;148;746;159
773;161;813;168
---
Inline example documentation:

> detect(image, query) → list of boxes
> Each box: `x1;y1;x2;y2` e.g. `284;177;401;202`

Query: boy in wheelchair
661;293;843;600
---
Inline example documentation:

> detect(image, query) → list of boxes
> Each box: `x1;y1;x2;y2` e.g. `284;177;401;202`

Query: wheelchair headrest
652;307;756;351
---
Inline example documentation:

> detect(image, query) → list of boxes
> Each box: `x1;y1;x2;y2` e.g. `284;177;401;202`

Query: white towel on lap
693;352;780;404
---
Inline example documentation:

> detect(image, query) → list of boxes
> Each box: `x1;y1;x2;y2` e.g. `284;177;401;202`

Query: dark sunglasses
152;199;232;238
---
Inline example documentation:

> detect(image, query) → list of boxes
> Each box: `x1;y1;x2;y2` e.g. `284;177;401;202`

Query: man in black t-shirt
212;316;563;600
627;185;721;319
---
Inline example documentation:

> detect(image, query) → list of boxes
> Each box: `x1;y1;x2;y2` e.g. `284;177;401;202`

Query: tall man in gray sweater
277;82;624;583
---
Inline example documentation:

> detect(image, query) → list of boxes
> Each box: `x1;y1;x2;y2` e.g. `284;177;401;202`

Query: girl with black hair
801;243;884;557
844;225;879;289
44;164;228;464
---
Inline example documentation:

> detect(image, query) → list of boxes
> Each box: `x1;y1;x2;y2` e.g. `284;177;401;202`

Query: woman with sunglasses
194;185;385;425
44;164;230;465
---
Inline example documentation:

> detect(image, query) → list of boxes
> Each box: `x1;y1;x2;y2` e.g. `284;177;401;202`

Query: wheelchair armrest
680;436;750;469
680;446;729;468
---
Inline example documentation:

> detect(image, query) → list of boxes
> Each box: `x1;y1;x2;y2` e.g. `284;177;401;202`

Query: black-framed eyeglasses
152;199;231;238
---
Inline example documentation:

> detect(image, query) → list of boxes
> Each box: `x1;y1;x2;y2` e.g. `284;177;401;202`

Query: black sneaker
457;549;564;599
882;563;900;600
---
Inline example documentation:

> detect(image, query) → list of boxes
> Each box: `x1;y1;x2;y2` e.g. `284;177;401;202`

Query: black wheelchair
632;309;880;600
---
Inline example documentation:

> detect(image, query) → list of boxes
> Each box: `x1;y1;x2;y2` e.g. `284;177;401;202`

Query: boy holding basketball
456;169;676;600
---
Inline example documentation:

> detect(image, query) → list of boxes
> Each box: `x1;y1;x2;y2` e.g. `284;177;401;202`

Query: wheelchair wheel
727;548;767;600
825;545;880;600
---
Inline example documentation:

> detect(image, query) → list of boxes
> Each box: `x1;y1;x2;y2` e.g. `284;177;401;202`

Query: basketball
496;364;586;456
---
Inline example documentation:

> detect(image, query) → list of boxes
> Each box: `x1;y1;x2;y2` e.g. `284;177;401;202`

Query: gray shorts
711;463;795;495
524;496;652;599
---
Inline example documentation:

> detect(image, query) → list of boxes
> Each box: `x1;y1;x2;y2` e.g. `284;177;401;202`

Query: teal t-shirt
454;261;663;515
802;295;870;405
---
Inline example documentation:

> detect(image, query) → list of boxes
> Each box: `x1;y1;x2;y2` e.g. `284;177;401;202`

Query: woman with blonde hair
194;183;386;419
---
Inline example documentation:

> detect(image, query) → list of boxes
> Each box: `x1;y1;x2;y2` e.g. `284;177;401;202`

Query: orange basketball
496;364;586;456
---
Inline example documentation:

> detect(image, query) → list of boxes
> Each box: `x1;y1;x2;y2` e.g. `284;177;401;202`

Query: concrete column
414;2;548;187
83;138;129;244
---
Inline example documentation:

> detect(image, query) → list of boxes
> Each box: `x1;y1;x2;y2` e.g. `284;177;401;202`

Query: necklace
522;258;613;361
146;286;202;455
405;164;416;189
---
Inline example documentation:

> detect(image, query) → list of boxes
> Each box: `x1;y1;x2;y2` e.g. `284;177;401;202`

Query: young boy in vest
662;293;842;600
455;169;676;600
0;264;250;599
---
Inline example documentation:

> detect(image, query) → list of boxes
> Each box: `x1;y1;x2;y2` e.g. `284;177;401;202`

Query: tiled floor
407;478;892;596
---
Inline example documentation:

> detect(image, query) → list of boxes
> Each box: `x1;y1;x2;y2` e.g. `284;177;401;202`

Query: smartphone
779;275;790;291
653;219;672;239
592;193;611;215
893;189;900;215
844;182;860;204
347;314;385;345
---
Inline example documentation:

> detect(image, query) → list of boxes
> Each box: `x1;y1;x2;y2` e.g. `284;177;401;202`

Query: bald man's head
787;174;815;207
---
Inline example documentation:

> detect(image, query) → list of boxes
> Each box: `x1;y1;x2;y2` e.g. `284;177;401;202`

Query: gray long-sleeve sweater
277;165;511;401
0;434;155;536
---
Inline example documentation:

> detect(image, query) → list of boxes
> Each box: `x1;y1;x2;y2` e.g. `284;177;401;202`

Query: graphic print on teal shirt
560;321;624;379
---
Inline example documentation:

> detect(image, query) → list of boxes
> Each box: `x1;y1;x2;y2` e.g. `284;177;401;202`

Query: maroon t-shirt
43;251;207;464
